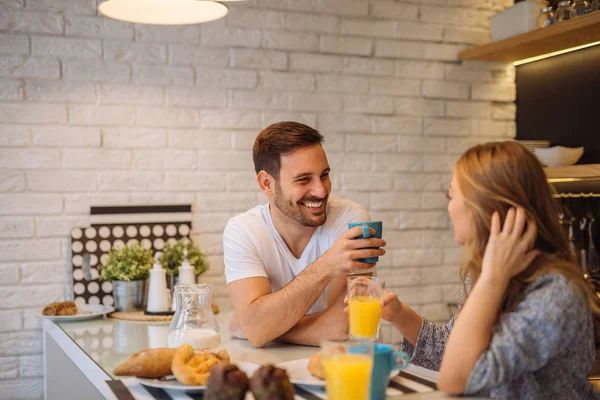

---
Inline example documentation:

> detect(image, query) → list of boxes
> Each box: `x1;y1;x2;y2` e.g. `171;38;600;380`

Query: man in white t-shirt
223;121;386;347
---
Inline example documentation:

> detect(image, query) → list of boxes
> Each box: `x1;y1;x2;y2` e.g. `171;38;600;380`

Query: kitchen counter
42;309;469;400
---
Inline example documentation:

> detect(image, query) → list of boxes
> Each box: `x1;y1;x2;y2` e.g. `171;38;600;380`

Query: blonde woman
382;141;600;398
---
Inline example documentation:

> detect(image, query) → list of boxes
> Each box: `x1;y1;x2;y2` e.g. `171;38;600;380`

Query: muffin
204;363;249;400
249;365;295;400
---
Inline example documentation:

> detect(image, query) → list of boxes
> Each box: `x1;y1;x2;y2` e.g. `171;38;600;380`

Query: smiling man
223;121;386;347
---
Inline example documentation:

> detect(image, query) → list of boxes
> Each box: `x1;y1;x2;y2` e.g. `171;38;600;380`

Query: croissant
171;344;230;386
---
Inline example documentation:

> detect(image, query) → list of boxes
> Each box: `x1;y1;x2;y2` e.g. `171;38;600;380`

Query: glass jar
555;1;576;21
572;0;591;15
537;7;555;28
168;283;221;349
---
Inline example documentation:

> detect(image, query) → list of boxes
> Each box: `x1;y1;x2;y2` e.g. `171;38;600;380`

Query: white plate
137;362;260;393
278;358;325;387
41;304;114;322
278;358;398;388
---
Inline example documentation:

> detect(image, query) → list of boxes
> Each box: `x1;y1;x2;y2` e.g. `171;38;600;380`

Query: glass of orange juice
348;276;384;340
322;339;373;400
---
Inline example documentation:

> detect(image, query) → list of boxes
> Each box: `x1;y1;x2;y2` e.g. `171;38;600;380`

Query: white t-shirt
223;195;370;315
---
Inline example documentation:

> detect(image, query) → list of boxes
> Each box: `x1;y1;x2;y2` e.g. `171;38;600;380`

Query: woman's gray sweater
401;273;599;399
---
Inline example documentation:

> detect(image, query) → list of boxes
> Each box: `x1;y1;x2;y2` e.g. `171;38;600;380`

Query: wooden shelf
459;11;600;62
545;164;600;180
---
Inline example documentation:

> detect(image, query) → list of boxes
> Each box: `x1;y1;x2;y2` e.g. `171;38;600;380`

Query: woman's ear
257;171;275;197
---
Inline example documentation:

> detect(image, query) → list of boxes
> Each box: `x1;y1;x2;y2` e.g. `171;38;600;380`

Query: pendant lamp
98;0;229;25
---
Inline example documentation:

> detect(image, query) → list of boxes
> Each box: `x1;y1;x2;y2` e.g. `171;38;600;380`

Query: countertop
43;308;473;399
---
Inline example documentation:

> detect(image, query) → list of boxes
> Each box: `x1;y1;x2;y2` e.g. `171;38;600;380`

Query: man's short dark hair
253;121;324;180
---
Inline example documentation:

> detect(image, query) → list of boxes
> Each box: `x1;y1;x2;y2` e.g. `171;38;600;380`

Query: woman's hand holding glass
380;290;402;323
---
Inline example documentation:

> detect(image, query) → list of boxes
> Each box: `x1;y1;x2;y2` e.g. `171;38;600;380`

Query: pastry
307;352;325;380
171;344;230;386
113;348;177;378
57;301;78;316
42;302;60;316
42;301;78;316
204;363;249;400
249;364;295;400
207;348;230;364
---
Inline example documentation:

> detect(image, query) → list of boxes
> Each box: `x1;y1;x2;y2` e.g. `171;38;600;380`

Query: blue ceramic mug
370;344;410;400
348;221;383;263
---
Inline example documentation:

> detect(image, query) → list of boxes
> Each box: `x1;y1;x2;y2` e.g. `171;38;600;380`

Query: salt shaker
146;253;170;313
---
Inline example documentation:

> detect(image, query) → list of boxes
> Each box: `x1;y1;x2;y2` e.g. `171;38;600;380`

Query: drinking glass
347;276;384;340
322;339;373;400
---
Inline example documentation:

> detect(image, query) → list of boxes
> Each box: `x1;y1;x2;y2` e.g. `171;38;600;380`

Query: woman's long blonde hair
455;141;600;321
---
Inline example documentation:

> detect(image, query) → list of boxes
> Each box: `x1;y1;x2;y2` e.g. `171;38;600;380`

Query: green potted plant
100;242;153;312
160;239;209;281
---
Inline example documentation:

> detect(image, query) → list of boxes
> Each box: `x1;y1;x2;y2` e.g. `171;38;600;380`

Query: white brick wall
0;0;515;395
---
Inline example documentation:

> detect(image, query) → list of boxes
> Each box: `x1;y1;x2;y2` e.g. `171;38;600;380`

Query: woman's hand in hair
481;207;540;286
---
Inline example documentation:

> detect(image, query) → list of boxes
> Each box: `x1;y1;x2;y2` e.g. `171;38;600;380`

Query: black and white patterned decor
70;205;192;307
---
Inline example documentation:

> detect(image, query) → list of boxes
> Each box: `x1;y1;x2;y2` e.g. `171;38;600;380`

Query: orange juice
324;354;373;400
349;296;382;338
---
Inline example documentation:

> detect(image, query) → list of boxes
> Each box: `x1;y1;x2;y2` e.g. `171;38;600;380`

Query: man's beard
273;182;327;227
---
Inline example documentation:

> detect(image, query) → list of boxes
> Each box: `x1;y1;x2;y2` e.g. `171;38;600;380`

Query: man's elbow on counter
244;330;270;348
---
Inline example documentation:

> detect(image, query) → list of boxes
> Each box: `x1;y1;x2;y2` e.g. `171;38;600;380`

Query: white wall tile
0;171;25;192
2;10;63;35
32;36;100;59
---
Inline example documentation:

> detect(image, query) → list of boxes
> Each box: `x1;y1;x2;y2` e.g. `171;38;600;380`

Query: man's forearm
277;296;348;346
277;312;328;346
239;259;333;347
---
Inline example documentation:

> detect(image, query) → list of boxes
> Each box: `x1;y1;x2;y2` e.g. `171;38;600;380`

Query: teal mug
348;221;383;263
371;344;410;400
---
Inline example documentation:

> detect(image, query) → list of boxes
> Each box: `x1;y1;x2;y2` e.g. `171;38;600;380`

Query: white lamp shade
98;0;229;25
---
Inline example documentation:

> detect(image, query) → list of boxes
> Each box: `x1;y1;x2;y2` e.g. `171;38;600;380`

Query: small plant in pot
160;239;209;284
100;242;153;312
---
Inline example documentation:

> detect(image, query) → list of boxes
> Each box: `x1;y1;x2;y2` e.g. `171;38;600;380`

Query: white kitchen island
43;309;467;400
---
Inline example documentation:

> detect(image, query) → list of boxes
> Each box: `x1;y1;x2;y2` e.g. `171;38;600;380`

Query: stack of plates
516;140;551;153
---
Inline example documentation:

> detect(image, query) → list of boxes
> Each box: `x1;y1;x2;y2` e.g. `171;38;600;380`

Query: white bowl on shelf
534;146;584;167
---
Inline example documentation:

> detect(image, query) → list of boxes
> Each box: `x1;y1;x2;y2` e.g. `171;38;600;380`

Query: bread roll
113;348;177;378
307;352;325;380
